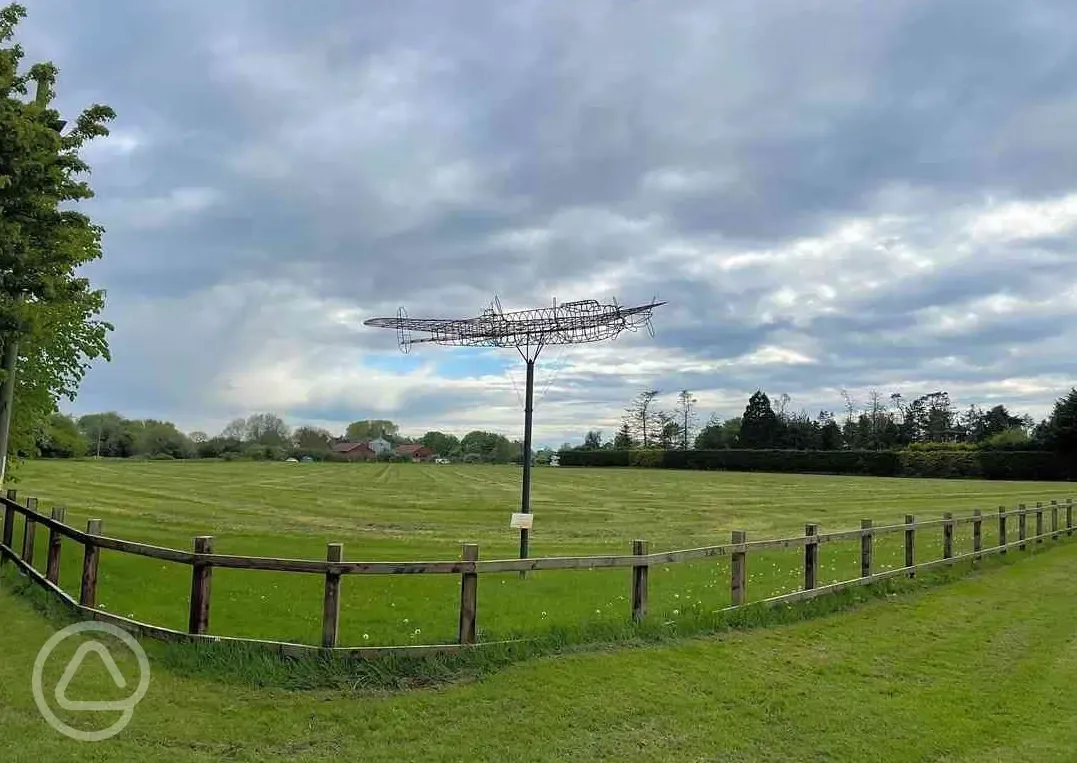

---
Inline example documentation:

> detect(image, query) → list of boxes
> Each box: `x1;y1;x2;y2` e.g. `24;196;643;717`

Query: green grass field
3;538;1077;761
2;460;1072;648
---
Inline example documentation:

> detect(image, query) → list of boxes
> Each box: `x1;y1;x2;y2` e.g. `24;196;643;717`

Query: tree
674;390;698;449
220;418;247;442
134;418;193;458
1040;388;1077;453
656;412;680;449
460;430;519;463
784;410;821;450
582;430;603;450
694;414;725;449
345;419;399;442
613;421;634;449
980;404;1026;441
188;430;208;444
624;389;660;447
922;391;956;442
0;4;115;481
739;390;780;448
244;412;289;446
77;412;134;457
35;411;85;457
293;425;333;452
818;411;842;450
420;430;460;457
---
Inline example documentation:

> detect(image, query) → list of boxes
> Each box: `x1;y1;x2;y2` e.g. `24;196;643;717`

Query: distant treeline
566;387;1077;455
558;387;1077;480
557;447;1077;481
29;412;533;464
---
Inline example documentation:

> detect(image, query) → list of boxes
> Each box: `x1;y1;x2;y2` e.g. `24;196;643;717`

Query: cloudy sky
16;0;1077;447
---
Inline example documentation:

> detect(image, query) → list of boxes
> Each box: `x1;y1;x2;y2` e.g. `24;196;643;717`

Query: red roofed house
394;444;435;462
331;441;376;461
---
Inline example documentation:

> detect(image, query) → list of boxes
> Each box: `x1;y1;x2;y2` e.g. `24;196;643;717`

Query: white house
367;437;393;455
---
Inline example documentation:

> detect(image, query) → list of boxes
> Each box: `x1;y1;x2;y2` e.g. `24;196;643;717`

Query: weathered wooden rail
0;490;1072;658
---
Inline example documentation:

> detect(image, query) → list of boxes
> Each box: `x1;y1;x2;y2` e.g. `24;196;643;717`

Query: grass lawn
2;459;1072;647
2;538;1077;761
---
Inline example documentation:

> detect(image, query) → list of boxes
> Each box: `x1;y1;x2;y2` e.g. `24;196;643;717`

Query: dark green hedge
556;449;1077;481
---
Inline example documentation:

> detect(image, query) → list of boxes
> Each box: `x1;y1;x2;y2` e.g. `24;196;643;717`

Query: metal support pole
519;357;535;563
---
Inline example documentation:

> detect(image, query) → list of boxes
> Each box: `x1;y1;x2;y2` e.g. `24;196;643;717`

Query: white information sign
510;512;533;530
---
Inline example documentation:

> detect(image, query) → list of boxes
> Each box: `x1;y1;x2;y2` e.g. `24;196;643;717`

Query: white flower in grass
672;609;680;616
363;633;370;640
595;609;601;615
674;594;680;599
541;611;547;618
414;628;421;636
403;618;409;624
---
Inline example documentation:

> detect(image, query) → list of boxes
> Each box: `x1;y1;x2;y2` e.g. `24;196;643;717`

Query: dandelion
674;593;680;599
541;611;547;618
673;609;680;616
414;628;421;635
363;633;370;640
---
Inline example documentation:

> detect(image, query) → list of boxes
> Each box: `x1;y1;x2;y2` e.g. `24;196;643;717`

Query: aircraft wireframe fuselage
363;299;664;352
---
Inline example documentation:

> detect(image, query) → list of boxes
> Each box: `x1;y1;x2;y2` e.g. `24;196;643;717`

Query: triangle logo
54;640;131;712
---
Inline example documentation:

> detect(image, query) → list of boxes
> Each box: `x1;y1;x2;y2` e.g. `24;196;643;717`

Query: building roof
331;441;373;453
395;444;431;454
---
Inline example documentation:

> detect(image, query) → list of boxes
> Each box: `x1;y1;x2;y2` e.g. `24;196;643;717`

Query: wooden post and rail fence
0;490;1072;658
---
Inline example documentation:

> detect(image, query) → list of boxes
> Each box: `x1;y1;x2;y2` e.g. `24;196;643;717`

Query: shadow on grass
0;546;1049;694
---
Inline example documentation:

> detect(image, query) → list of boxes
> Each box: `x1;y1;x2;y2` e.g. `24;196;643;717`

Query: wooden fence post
803;524;818;590
904;515;915;577
1051;500;1059;540
860;519;873;578
1;489;14;563
1067;499;1073;537
321;542;343;648
1035;502;1044;544
45;507;66;584
998;506;1007;555
20;497;37;566
79;519;102;608
1018;504;1027;551
188;536;214;635
631;539;649;622
458;543;479;645
942;512;954;560
731;531;747;606
973;509;982;560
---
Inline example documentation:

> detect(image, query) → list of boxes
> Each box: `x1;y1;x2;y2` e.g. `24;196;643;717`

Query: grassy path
2;542;1077;761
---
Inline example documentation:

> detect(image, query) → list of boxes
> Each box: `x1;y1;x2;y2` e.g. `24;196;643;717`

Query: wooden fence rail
0;491;1072;659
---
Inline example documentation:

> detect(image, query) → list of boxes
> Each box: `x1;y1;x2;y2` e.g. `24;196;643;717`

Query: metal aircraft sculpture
364;297;664;357
363;296;665;564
